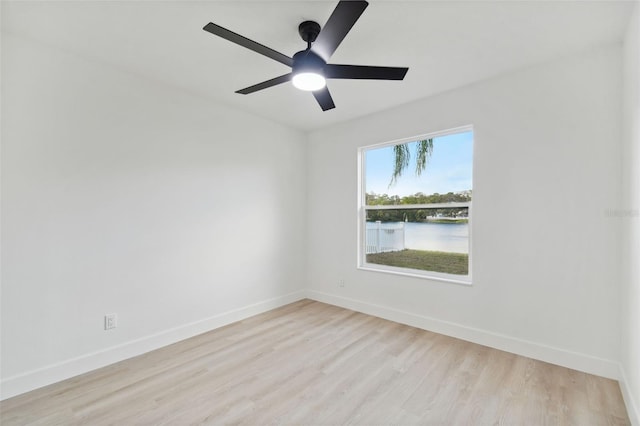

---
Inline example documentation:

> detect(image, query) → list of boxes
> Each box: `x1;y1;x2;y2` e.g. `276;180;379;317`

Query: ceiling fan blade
203;23;293;68
312;1;368;62
236;73;293;95
312;87;336;111
325;64;408;80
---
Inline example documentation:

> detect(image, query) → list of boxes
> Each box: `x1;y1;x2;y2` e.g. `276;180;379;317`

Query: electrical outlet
104;313;117;330
338;278;345;288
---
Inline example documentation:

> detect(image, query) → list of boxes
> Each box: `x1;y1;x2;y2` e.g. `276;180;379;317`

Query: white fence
365;221;405;254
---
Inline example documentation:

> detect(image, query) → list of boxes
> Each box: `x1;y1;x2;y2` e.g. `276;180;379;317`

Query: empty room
1;0;639;424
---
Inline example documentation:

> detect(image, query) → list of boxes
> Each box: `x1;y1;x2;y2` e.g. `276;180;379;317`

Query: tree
389;139;433;187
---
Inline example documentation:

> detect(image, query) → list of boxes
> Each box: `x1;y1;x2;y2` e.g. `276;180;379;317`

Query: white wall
0;35;307;398
622;4;640;424
307;44;622;378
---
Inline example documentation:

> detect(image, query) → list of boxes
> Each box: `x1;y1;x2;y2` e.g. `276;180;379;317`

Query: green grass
366;249;468;275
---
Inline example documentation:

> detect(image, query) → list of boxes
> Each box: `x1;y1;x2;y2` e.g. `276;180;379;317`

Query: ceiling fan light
292;72;326;91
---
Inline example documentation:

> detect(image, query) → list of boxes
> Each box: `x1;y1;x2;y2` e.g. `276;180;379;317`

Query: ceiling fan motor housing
292;50;326;74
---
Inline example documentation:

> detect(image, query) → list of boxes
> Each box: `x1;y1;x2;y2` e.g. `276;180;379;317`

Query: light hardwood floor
0;300;630;425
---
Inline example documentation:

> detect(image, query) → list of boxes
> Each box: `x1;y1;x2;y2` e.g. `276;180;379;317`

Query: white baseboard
3;288;628;415
0;290;306;401
619;365;640;426
307;290;620;380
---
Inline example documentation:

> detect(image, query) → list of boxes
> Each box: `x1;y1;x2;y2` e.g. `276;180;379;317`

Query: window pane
364;208;469;275
361;130;473;279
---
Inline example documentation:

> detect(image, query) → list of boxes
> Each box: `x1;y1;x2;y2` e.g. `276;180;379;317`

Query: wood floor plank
0;300;630;425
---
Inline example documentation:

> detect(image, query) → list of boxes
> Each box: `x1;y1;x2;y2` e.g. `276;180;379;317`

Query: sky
365;131;473;197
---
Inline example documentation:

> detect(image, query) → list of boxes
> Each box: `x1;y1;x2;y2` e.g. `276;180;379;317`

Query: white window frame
357;125;474;285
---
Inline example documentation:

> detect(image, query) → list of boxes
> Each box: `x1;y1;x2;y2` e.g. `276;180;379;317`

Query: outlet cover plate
104;313;117;330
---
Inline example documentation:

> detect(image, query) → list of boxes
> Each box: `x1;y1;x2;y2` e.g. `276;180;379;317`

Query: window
358;127;473;284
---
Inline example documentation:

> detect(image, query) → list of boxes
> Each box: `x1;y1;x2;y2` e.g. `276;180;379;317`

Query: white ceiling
1;0;635;131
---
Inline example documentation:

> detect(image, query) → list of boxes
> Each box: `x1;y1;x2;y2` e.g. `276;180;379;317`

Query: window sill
358;263;472;286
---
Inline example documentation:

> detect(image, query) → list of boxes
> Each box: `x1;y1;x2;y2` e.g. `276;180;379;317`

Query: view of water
366;221;469;254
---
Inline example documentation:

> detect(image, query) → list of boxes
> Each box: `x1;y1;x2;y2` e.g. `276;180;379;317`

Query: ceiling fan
203;0;408;111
